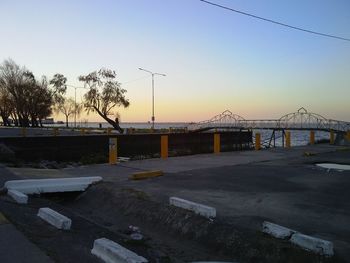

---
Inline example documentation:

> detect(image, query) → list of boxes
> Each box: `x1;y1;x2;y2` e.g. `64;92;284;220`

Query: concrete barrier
91;238;148;263
37;207;72;230
129;170;163;180
7;189;28;204
262;221;297;239
290;233;334;256
169;197;216;218
191;262;239;263
4;177;102;194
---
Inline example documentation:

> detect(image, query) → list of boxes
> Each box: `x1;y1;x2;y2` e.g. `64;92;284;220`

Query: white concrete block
5;177;102;194
290;233;334;256
7;189;28;204
262;221;296;239
37;207;72;230
191;262;239;263
316;163;350;171
91;238;148;263
169;197;216;218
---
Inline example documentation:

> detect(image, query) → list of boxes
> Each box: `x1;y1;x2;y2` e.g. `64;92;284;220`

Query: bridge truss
188;108;350;133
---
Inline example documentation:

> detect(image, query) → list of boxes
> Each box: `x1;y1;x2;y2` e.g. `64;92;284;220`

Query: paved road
3;144;350;260
0;167;53;263
63;145;349;259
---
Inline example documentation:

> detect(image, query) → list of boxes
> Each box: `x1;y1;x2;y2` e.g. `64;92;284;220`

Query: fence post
161;135;168;159
21;127;27;137
109;138;117;165
285;131;291;148
255;133;261;150
310;131;315;145
214;133;220;154
330;130;335;144
53;127;59;136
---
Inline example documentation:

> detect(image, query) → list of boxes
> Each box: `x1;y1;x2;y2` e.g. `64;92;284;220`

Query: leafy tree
79;68;130;133
28;76;54;127
49;73;67;104
55;97;82;127
0;60;34;126
0;87;12;126
0;59;67;127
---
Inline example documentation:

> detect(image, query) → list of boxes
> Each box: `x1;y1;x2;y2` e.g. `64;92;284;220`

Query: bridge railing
187;108;350;133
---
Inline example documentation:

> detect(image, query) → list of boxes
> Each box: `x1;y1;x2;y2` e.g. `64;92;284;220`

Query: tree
79;68;130;133
0;87;12;126
0;60;36;127
49;73;67;104
0;59;67;127
55;98;82;127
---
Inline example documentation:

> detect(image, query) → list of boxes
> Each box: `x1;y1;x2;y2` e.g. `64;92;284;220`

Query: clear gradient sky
0;0;349;122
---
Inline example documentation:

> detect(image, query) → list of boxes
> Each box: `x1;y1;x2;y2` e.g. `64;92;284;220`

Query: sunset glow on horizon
1;0;349;123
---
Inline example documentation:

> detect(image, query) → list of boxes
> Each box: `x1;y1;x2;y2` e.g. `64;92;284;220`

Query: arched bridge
188;108;350;133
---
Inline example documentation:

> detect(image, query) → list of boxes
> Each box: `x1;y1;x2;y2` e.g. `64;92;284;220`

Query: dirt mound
65;183;340;263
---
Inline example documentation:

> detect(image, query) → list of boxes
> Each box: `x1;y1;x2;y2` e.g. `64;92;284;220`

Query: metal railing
188;107;350;133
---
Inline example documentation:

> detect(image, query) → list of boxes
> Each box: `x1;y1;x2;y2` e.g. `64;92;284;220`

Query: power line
121;75;150;85
66;75;151;89
199;0;350;42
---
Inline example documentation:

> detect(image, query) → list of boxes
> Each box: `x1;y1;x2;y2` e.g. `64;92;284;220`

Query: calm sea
52;122;189;129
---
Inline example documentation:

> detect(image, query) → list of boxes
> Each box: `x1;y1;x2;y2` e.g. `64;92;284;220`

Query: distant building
41;118;54;124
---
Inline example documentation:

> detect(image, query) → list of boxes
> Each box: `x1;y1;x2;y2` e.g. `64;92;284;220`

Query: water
253;129;330;147
49;121;188;129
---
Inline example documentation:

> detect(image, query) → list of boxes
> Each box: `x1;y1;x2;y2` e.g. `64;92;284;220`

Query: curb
169;197;216;218
262;221;296;239
91;238;148;263
37;208;72;230
290;233;334;257
7;189;28;204
129;170;163;180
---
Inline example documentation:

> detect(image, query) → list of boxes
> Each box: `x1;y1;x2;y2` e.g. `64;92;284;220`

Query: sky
0;0;349;122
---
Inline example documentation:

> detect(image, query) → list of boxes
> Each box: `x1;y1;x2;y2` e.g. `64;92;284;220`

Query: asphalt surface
0;166;54;263
1;144;350;262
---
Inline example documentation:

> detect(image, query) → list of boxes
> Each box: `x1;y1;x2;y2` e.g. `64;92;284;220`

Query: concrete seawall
0;131;252;162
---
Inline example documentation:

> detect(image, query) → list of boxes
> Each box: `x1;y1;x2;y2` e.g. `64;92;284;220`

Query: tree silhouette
79;68;129;133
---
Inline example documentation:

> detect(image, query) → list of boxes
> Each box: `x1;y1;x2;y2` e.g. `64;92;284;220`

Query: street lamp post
74;87;78;128
67;85;87;128
138;68;166;129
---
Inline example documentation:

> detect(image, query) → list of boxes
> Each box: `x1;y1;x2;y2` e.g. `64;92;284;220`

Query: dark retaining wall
0;131;252;162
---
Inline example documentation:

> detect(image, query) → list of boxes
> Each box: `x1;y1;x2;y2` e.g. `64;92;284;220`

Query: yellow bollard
347;130;350;142
255;133;261;150
81;128;85;135
330;130;335;145
214;133;220;154
310;131;315;145
21;127;27;137
109;138;117;164
285;131;291;148
161;135;168;159
53;127;59;136
107;128;112;135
